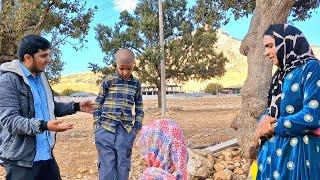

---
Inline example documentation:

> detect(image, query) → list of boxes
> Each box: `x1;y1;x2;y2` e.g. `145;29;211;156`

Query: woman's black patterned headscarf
265;24;315;118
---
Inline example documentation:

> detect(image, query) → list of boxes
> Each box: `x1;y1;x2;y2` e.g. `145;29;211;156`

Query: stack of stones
188;146;250;180
129;146;250;180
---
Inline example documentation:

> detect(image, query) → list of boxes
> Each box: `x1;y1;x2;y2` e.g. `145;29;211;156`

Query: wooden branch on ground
203;138;238;153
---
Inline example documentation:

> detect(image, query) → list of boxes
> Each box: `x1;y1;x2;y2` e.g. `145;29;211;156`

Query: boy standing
93;49;144;180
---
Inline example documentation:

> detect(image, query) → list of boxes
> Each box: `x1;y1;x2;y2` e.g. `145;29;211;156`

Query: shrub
60;88;79;96
52;90;60;97
205;83;223;95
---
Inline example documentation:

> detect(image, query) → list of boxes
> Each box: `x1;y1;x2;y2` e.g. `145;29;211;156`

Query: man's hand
47;120;74;132
79;100;94;113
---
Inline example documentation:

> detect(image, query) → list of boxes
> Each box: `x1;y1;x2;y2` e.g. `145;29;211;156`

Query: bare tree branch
32;1;54;34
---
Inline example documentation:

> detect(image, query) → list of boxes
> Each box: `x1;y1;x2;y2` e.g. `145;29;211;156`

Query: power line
96;0;119;13
94;0;120;23
95;12;119;23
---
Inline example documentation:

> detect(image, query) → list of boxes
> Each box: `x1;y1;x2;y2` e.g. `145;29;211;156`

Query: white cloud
114;0;138;13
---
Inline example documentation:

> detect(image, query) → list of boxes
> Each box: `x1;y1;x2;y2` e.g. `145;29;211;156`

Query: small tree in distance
205;83;223;95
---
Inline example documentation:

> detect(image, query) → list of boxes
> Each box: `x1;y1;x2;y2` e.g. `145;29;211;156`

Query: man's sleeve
54;101;77;117
0;74;42;135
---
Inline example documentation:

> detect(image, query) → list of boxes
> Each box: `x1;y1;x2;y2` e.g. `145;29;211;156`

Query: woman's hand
252;116;276;148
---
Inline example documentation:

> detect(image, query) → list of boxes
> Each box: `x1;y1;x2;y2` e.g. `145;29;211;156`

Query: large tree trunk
0;0;48;64
231;0;295;158
0;36;17;64
0;0;18;64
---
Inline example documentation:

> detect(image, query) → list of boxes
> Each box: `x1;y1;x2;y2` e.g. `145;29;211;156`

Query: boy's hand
47;120;74;132
133;121;142;134
79;100;94;113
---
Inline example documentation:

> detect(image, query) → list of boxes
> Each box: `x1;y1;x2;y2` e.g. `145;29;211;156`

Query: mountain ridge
52;31;320;93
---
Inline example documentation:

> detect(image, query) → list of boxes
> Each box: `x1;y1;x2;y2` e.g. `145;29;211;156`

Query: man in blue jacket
0;35;92;180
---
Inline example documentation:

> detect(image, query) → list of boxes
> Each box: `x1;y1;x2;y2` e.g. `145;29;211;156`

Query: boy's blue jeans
95;124;136;180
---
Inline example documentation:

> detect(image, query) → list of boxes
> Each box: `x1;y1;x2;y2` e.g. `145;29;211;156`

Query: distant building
220;86;241;94
141;85;184;95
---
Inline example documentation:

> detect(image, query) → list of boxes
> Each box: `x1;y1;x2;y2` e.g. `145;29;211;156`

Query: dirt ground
0;95;241;179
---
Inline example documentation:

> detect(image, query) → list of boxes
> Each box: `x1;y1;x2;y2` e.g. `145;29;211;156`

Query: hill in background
183;30;248;91
52;72;102;94
52;31;320;94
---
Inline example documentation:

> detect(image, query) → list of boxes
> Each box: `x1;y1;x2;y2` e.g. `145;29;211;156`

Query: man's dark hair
18;35;51;62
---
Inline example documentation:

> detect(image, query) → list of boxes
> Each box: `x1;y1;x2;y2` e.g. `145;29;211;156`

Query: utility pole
158;0;166;116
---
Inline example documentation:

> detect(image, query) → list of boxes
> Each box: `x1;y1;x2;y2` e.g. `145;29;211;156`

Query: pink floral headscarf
137;119;188;180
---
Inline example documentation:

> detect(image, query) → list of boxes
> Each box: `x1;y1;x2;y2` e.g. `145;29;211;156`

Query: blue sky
60;0;320;75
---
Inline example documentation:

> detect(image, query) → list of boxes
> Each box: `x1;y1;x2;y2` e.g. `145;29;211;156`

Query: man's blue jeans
95;125;136;180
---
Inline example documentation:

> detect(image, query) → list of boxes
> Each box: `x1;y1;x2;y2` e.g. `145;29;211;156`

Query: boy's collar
116;71;133;80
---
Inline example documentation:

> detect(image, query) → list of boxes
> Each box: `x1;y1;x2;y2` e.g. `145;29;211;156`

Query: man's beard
30;61;43;74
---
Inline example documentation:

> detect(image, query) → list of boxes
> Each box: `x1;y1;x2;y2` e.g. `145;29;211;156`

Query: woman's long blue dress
257;59;320;180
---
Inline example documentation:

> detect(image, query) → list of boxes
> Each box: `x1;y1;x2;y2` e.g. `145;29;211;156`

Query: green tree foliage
205;83;223;95
0;0;95;83
60;88;78;96
92;0;228;107
45;47;65;84
213;0;319;21
52;89;60;97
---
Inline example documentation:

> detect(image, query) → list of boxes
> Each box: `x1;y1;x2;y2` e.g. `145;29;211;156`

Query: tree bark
0;31;17;63
232;0;295;158
0;0;17;64
0;0;50;64
156;81;162;108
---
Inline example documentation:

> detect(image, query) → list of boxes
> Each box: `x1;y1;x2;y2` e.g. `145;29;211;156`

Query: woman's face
263;35;279;66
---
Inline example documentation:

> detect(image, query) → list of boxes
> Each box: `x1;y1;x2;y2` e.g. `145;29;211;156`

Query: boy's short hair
115;49;135;64
18;35;51;62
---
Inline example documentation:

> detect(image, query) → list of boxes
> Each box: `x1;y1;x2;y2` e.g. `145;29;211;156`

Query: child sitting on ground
137;119;188;180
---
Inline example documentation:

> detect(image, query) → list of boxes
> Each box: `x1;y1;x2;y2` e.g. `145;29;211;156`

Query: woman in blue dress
254;24;320;179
